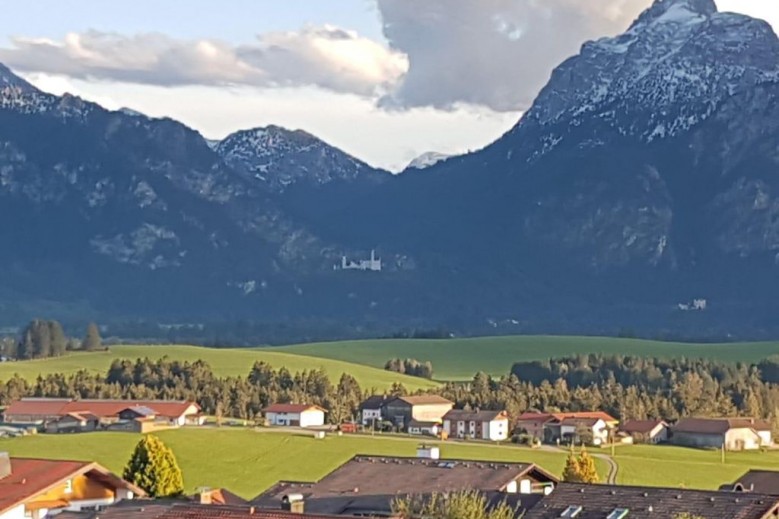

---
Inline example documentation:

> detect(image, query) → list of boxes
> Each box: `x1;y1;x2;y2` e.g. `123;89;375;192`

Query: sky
0;0;777;171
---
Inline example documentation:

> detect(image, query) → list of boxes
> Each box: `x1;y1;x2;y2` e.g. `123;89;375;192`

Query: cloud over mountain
0;26;408;96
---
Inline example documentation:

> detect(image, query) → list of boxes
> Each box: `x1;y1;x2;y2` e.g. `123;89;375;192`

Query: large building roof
523;482;779;519
518;411;618;424
254;455;557;516
394;395;454;406
59;503;348;519
0;457;143;515
619;419;667;435
674;417;772;435
4;398;199;420
444;409;508;422
726;470;779;495
358;395;389;410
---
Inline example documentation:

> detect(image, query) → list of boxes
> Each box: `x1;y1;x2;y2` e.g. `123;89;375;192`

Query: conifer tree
123;435;184;497
82;322;103;351
48;321;67;357
576;447;600;484
562;446;583;482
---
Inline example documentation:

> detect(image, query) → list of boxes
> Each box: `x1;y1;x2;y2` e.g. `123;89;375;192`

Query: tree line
384;358;434;379
2;320;103;360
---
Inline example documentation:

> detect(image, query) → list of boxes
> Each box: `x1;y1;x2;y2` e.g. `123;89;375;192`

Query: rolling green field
0;429;766;497
272;336;779;380
0;345;437;391
0;429;593;497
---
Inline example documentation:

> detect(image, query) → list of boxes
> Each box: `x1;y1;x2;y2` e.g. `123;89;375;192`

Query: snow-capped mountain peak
406;152;452;171
216;125;387;192
630;0;716;29
0;63;37;93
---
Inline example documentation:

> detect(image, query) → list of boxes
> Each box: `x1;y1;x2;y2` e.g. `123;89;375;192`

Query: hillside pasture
271;336;779;380
0;345;437;391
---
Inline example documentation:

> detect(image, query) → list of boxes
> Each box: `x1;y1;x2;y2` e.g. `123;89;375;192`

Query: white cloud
0;27;408;97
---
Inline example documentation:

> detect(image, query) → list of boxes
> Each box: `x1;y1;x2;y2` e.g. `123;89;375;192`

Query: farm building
619;419;669;444
407;420;441;436
671;418;773;451
358;395;387;426
516;412;618;445
45;412;100;434
381;395;454;431
263;404;326;427
443;409;510;441
0;452;143;518
3;398;203;429
522;482;779;519
253;450;558;516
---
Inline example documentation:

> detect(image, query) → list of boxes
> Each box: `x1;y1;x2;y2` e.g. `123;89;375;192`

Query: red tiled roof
263;404;324;414
5;398;199;420
0;457;142;514
517;411;618;424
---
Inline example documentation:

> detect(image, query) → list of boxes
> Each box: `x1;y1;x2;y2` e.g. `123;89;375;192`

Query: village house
407;420;441;436
358;395;387;426
671;417;773;451
443;409;510;441
0;452;143;519
3;398;204;430
619;419;669;444
252;447;558;517
516;412;619;445
380;395;454;431
263;404;326;428
522;482;779;519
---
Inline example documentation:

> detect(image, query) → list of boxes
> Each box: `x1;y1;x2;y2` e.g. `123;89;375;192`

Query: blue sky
0;0;776;170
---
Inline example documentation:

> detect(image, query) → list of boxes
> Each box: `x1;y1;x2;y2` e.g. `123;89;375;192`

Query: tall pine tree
82;323;103;351
123;435;184;497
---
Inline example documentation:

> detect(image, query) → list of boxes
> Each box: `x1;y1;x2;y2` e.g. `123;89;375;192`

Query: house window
64;479;73;494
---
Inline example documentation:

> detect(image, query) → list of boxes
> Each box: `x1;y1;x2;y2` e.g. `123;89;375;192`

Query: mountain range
1;0;779;338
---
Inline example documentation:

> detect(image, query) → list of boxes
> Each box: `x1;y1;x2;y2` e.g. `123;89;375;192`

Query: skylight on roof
560;505;582;517
606;508;629;519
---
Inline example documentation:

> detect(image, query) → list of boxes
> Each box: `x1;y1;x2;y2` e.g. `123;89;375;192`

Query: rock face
2;0;779;335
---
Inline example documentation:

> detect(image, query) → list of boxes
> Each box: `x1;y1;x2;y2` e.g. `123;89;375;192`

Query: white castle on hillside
338;250;382;271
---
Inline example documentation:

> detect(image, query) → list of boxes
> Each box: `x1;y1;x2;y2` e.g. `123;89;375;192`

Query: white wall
300;410;325;428
362;409;382;425
0;504;25;519
488;419;509;441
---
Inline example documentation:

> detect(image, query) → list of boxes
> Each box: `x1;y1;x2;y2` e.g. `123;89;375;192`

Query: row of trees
384;358;434;379
11;320;103;360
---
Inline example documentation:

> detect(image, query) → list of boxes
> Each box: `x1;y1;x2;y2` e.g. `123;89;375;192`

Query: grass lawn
612;444;777;489
0;345;437;392
0;429;596;498
271;336;779;380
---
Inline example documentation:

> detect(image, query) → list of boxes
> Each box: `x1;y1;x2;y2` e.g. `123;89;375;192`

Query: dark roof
408;420;441;428
620;419;667;435
253;455;557;516
730;470;779;495
674;417;772;435
557;417;601;427
523;482;779;519
517;412;618;424
122;405;158;417
444;409;507;422
359;395;388;410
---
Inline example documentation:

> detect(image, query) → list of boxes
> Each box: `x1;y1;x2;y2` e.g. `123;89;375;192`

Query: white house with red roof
263;404;326;428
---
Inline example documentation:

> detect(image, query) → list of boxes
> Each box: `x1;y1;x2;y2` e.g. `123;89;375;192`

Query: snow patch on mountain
407;152;452;170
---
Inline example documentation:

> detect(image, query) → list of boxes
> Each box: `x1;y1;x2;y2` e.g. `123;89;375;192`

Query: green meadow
272;335;779;380
0;345;437;391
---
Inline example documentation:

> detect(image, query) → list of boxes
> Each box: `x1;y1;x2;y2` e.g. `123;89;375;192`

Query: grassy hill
0;429;769;497
0;345;437;392
271;335;779;380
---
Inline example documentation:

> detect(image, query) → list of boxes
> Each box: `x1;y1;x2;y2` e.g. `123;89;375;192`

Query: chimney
0;453;10;480
282;494;305;514
195;487;213;504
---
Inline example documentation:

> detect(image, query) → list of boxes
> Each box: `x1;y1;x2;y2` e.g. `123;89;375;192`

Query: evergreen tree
48;321;67;357
576;448;600;484
393;490;514;519
123;435;184;497
562;447;583;482
82;323;103;351
17;327;35;360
